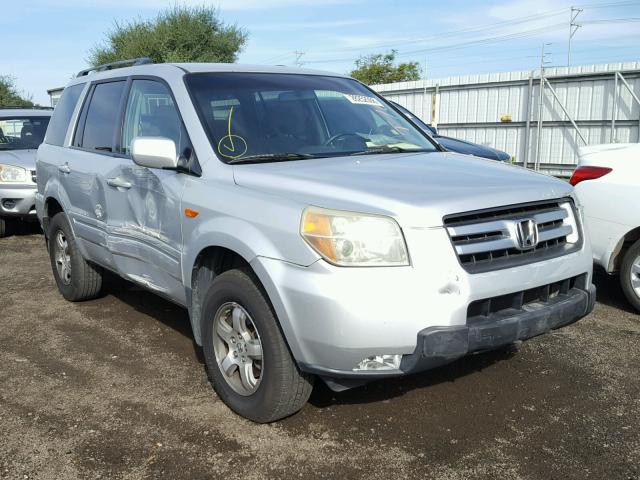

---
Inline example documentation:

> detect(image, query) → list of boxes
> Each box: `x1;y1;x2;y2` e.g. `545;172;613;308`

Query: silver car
37;59;595;422
0;107;51;236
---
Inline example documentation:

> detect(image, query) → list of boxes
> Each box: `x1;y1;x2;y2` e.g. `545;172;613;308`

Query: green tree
0;76;33;107
89;6;248;66
350;50;421;85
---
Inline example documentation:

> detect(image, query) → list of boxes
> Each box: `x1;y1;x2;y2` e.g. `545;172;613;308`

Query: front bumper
400;281;595;375
0;184;37;217
253;231;593;379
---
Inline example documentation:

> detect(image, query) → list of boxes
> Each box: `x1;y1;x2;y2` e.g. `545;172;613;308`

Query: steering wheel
324;132;364;146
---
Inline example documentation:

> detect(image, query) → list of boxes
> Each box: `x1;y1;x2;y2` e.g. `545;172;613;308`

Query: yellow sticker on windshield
218;106;248;159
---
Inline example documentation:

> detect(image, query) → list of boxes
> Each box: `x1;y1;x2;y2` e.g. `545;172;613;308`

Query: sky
3;0;639;105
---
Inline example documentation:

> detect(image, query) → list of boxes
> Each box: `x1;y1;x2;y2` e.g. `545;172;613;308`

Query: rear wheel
202;268;313;423
48;212;103;301
620;239;640;313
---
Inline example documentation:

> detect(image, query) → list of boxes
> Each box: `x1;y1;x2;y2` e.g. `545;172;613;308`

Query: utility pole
535;43;552;172
567;6;582;66
293;51;305;68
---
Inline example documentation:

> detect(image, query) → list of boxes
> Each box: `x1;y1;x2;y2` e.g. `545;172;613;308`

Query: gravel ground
1;227;638;480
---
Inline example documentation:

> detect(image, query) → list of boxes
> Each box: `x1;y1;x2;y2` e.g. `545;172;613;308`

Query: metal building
373;61;640;177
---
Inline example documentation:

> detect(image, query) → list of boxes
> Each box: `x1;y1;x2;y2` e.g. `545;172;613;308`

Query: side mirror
131;137;178;170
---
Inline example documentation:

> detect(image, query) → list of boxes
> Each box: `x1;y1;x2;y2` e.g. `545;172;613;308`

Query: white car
571;143;640;312
0;107;52;236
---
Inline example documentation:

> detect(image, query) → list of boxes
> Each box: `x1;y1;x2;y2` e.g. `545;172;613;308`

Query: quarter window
45;84;84;147
78;81;126;152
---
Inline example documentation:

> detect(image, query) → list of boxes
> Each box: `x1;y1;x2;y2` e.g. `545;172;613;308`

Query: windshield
392;102;437;135
0;116;50;150
185;73;438;163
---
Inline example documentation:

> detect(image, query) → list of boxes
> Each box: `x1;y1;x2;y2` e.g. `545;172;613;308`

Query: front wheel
47;212;103;301
620;239;640;313
202;268;313;423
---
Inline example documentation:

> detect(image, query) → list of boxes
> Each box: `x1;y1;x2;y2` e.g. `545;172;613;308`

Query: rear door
63;79;128;269
107;78;188;304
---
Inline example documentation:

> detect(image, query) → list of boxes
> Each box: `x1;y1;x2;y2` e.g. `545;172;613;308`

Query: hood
436;136;510;161
233;151;573;227
0;149;37;170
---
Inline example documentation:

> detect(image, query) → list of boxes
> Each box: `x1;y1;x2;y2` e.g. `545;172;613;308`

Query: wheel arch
607;226;640;273
189;245;264;346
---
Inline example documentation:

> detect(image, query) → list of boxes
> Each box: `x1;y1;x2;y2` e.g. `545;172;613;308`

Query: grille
31;170;37;183
444;199;581;273
467;274;587;323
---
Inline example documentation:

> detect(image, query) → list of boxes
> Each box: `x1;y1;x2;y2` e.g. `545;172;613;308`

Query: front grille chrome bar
444;199;582;273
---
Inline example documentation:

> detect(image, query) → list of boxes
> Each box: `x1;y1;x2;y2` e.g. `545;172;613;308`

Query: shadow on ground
592;271;635;313
2;219;42;237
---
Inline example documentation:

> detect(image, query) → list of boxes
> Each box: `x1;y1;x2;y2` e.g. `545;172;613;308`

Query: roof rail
0;105;54;110
76;57;153;77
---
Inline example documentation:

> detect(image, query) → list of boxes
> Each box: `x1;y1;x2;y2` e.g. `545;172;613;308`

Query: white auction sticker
343;93;383;107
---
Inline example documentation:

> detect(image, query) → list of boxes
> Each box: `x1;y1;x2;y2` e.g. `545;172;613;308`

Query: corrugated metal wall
374;62;640;175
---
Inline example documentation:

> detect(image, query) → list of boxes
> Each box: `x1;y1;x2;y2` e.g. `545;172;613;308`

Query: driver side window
120;80;188;157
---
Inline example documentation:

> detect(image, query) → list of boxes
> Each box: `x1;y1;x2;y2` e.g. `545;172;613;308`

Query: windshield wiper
227;153;319;164
350;145;431;156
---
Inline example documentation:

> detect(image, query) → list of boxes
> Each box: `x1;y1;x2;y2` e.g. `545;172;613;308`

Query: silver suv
0;107;51;236
37;59;595;422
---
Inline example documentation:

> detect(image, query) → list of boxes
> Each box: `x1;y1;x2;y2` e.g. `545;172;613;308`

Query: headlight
0;164;28;183
559;201;580;244
301;206;409;266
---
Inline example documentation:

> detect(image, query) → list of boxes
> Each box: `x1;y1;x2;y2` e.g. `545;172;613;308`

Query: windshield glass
185;73;437;163
392;102;437;135
0;116;50;150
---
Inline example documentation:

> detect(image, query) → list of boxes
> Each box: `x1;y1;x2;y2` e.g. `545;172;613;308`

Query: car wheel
201;268;314;423
48;212;103;301
620;239;640;313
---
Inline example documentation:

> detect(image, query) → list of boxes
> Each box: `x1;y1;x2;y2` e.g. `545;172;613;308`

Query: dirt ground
1;226;638;480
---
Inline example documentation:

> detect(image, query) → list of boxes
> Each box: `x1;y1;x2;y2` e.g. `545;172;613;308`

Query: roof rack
0;105;54;110
76;57;153;78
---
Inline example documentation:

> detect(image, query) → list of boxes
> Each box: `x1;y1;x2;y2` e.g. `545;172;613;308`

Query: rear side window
77;81;126;152
45;84;84;146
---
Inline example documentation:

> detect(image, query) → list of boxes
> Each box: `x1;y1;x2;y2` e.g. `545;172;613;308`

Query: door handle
58;164;71;174
106;177;132;190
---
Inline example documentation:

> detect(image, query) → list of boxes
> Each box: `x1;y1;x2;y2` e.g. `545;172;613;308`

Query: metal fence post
523;71;534;168
611;72;619;143
535;69;545;172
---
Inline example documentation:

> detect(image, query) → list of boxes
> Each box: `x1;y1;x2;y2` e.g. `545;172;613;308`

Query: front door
106;79;188;304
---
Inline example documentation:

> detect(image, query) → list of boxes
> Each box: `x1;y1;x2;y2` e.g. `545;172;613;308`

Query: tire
620;239;640;313
47;212;103;302
201;268;313;423
0;216;7;238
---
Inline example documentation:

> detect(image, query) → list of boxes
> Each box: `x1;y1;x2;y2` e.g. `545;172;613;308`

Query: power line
304;22;568;64
581;17;640;22
305;7;570;57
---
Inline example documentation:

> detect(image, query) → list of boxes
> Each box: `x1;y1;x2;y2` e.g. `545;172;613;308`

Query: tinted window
121;80;188;156
0;117;51;150
45;84;84;146
79;81;125;152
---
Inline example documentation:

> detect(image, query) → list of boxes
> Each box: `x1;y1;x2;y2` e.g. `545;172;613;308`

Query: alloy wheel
54;230;72;285
212;302;263;396
631;254;640;299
